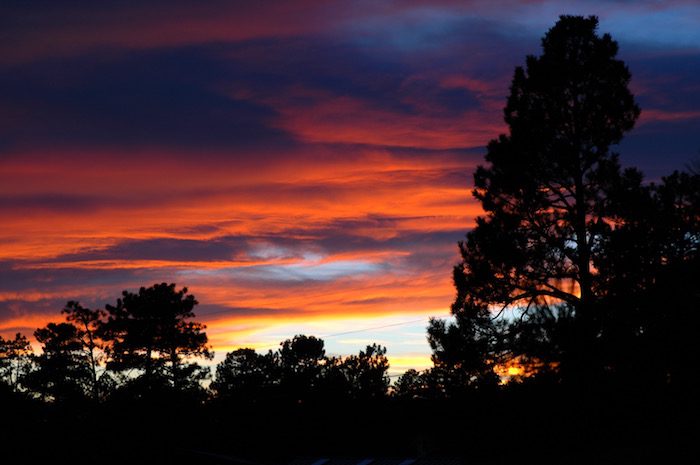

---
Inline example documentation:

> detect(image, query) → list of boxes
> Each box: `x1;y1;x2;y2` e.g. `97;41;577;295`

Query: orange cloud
0;141;479;374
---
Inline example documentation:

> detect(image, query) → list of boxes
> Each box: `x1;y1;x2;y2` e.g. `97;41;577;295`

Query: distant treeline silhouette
2;15;698;465
1;283;390;404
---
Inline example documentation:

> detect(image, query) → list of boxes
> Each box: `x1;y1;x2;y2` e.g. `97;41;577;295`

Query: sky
1;0;699;376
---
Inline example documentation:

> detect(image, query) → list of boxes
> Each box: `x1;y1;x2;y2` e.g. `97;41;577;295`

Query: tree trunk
84;321;99;402
574;168;595;392
145;346;153;381
170;348;179;390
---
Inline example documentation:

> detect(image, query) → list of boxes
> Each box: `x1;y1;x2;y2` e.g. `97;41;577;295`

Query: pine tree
430;16;641;385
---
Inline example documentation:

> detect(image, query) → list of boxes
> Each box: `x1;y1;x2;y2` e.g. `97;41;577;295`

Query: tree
101;283;212;393
430;15;641;384
393;369;424;399
211;348;279;401
278;334;326;402
333;343;389;400
428;314;500;393
212;337;390;403
25;322;92;402
595;170;700;389
393;365;483;399
0;332;32;392
62;301;109;401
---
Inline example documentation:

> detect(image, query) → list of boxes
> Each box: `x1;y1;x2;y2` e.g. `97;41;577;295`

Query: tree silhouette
0;332;32;392
430;15;641;384
212;336;391;403
427;314;501;393
25;322;92;401
62;301;109;401
393;368;424;398
331;343;390;399
278;334;326;402
211;348;279;401
595;170;700;389
101;283;212;393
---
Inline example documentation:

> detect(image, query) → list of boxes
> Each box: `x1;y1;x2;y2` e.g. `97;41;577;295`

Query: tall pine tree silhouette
429;15;641;386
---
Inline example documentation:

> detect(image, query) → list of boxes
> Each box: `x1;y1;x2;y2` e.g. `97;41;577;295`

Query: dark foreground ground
3;385;695;465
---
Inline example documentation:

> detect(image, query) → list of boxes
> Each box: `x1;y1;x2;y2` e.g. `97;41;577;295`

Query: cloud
0;47;297;152
1;0;337;65
3;1;699;67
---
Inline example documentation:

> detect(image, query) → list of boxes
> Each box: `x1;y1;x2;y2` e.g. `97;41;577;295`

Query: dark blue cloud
0;193;106;213
0;261;139;294
627;51;700;111
615;50;700;177
222;36;486;115
618;118;700;179
0;46;296;152
0;34;490;154
54;237;250;263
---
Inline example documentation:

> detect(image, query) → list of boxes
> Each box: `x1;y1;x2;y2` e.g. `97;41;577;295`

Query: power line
213;317;431;353
202;308;430;340
320;318;429;339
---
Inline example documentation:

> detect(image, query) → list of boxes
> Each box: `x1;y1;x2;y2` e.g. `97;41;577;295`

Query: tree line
0;283;393;405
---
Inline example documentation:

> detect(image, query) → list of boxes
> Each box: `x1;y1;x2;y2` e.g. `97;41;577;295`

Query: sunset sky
2;0;698;375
